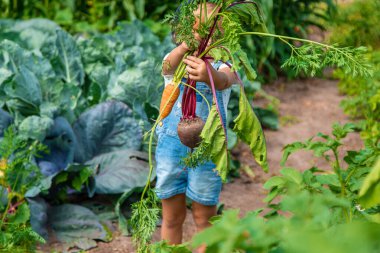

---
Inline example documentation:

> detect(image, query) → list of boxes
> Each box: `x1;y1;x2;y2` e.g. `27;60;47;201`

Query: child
155;2;237;252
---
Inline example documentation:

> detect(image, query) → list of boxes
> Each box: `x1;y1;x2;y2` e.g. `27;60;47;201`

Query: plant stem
239;31;366;69
239;31;335;49
332;148;351;222
332;149;344;195
1;164;23;226
345;167;358;185
0;200;10;228
181;81;211;112
140;127;155;202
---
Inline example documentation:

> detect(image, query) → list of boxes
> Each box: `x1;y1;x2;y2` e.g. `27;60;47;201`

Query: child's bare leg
161;193;187;244
192;201;217;253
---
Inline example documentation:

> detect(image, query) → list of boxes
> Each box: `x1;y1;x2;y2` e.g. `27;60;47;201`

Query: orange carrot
159;83;180;120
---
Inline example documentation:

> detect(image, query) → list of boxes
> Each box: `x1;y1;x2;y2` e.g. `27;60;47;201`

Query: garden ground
39;76;363;253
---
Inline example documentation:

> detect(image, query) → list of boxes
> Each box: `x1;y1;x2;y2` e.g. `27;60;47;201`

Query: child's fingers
183;58;199;69
186;66;198;75
186;56;203;64
188;74;200;81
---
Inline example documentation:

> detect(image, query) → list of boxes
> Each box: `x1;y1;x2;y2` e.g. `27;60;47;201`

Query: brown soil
38;77;363;253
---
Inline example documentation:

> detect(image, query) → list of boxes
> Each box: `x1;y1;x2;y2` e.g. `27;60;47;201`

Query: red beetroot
177;117;205;148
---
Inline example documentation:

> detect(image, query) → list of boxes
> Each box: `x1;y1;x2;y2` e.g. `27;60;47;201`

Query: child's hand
183;56;237;90
183;56;210;83
162;42;190;75
178;42;190;53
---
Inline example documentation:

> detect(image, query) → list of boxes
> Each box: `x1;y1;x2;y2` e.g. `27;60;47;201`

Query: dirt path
43;77;363;253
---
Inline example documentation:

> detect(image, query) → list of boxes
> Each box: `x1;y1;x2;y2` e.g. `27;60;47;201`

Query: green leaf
3;65;42;108
233;87;268;172
27;197;49;239
107;59;162;114
11;19;59;51
72;168;92;191
115;190;135;236
18;116;54;141
263;176;286;190
225;1;266;30
86;150;151;194
48;204;111;250
281;141;306;166
46;29;84;86
236;50;257;81
149;240;192;253
332;123;356;139
263;187;281;203
192;209;240;248
73;101;143;163
39;102;59;118
280;168;303;185
0;68;12;85
359;158;380;208
209;47;230;63
25;175;54;198
54;8;74;26
303;169;316;185
37;117;77;177
307;140;332;158
0;109;13;137
316;174;341;188
7;202;30;224
201;105;230;181
0;39;55;84
54;172;69;185
227;128;238;150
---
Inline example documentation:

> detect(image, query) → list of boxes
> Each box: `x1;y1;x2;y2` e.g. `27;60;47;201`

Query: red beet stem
204;59;228;144
181;8;222;120
181;79;197;119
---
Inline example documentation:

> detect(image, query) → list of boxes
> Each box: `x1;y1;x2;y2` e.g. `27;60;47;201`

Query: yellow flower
0;170;4;178
0;158;7;171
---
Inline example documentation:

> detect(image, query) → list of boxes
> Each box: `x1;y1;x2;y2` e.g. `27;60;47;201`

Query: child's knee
192;205;216;228
163;212;186;229
193;214;209;228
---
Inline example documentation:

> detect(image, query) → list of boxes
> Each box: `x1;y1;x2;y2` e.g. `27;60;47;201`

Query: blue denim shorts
154;81;227;206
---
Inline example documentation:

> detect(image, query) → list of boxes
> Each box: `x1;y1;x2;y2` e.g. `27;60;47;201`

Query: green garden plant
0;0;177;35
0;19;169;251
0;127;46;252
334;51;380;147
328;0;380;49
329;0;380;148
266;123;379;221
152;123;380;253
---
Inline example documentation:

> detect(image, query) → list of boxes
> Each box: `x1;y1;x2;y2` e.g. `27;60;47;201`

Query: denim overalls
155;61;229;206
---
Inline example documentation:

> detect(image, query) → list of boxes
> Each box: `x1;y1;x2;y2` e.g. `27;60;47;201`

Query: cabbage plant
0;19;169;250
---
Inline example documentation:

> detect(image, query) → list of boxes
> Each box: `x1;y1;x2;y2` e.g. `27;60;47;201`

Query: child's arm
183;56;237;90
162;42;189;76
